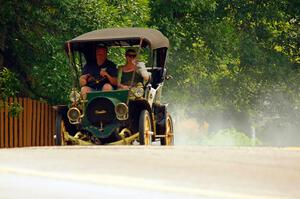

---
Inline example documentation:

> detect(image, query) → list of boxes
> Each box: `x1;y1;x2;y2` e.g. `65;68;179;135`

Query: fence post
18;98;23;147
36;101;41;146
41;102;45;146
13;98;18;147
4;99;8;147
32;100;37;146
44;104;50;146
0;101;4;148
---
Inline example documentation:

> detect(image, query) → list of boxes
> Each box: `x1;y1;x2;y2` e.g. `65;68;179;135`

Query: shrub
0;67;23;117
200;128;262;146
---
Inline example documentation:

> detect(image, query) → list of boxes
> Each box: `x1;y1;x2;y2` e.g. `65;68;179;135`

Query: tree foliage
0;0;150;104
150;0;300;140
0;67;23;116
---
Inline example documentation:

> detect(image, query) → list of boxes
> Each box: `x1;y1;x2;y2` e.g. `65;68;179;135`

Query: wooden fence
0;98;56;148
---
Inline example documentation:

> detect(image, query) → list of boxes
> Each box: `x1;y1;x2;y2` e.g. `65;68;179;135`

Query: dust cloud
169;103;300;146
170;107;210;146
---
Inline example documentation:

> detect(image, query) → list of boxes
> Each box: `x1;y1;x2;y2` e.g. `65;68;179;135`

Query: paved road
0;146;300;199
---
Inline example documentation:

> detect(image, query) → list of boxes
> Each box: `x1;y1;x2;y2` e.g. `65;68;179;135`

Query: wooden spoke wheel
139;110;152;145
55;115;67;146
161;114;174;146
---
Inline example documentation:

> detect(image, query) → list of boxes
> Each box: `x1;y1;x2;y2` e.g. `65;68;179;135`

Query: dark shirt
82;59;117;90
120;71;143;86
82;59;117;78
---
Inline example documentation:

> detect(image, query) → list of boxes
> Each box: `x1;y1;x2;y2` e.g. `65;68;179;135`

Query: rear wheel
139;110;152;145
161;114;174;145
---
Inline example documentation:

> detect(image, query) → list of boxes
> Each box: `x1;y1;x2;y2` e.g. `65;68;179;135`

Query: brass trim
95;110;107;114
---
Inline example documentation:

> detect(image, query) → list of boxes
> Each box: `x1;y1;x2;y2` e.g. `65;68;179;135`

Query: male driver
80;46;117;97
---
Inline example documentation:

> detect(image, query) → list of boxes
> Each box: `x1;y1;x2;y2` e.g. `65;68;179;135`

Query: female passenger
117;49;150;89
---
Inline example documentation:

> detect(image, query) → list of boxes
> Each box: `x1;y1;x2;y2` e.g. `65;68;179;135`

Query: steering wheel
86;75;108;89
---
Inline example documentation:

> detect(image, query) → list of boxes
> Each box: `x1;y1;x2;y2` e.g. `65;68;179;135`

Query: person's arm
80;64;91;87
100;70;117;86
107;74;117;86
137;62;150;81
79;74;89;87
100;61;119;86
118;83;130;89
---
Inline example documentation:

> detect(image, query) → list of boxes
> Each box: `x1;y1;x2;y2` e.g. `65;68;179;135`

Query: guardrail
0;98;56;148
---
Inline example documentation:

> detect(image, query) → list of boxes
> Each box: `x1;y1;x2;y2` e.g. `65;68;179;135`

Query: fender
128;99;155;135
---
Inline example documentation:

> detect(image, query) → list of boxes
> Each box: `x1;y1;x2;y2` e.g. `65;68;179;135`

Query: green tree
150;0;300;141
0;0;150;104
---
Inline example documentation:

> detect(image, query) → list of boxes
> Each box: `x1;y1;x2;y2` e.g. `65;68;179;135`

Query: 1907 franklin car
55;28;174;145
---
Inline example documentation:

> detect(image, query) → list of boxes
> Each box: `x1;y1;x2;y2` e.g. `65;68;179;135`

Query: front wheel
139;110;152;145
161;114;174;145
55;115;67;145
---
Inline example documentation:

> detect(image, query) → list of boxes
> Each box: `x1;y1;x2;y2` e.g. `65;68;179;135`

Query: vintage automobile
55;28;174;145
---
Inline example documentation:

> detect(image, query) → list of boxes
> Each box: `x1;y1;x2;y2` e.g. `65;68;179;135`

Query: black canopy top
67;28;169;50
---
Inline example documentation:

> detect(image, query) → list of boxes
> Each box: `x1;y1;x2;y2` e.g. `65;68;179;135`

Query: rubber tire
55;115;65;146
160;114;174;145
139;110;152;145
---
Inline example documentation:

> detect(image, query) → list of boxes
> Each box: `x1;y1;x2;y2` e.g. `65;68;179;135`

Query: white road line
0;167;290;199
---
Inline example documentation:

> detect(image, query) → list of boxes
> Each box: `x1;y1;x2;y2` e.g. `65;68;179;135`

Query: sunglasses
126;54;136;58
